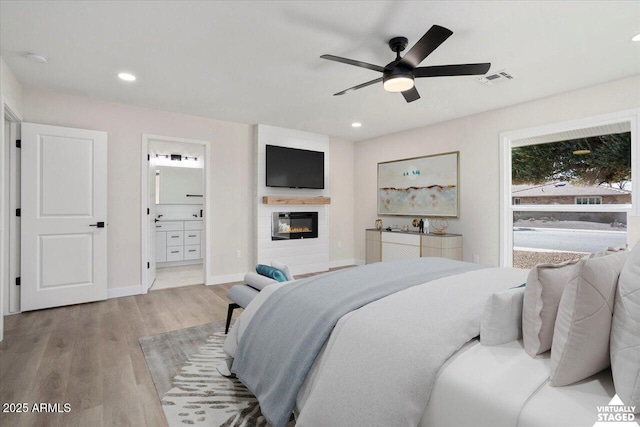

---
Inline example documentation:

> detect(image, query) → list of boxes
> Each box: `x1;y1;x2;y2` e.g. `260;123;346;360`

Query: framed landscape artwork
377;151;459;217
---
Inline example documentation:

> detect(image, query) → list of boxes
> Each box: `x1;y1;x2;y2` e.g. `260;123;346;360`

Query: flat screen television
266;145;325;189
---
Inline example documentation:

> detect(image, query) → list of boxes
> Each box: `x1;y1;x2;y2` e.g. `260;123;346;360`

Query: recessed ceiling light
118;72;136;82
633;33;640;42
26;53;48;64
351;122;362;128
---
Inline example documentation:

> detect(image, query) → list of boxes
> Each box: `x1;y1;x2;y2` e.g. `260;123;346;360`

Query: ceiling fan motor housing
388;36;409;53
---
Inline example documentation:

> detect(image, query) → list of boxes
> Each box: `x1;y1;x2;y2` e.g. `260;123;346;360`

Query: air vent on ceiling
478;69;514;86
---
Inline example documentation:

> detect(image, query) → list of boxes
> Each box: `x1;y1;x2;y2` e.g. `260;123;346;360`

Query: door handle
89;221;105;228
154;218;160;223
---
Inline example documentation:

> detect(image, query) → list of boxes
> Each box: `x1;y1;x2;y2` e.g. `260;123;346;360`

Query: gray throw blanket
231;258;483;427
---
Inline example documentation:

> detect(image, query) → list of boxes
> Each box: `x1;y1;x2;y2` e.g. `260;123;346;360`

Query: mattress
421;339;615;427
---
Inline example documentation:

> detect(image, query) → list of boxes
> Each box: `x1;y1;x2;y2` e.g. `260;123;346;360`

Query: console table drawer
381;232;420;246
382;242;421;261
422;235;462;249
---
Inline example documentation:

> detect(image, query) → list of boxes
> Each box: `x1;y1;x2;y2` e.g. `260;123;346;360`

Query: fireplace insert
272;212;318;240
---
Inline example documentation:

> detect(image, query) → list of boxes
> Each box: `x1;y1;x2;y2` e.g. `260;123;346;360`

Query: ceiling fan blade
402;86;420;103
320;54;385;72
398;25;453;69
333;77;383;96
414;63;491;78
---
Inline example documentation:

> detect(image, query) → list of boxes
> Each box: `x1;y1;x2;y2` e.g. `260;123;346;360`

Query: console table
365;229;463;264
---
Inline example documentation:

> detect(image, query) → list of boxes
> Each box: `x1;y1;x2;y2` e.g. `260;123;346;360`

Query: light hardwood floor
0;282;239;427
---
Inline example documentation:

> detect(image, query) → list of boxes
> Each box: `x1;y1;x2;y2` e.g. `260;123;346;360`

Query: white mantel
254;124;330;275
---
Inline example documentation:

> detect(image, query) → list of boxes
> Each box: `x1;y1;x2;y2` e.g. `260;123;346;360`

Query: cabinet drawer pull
171;251;179;254
171;235;179;238
156;226;161;228
188;250;196;252
188;234;196;237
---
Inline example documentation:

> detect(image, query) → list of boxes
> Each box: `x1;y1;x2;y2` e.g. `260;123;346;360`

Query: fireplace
272;212;318;240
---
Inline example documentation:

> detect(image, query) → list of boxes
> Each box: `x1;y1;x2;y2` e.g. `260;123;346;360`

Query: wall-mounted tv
266;145;325;189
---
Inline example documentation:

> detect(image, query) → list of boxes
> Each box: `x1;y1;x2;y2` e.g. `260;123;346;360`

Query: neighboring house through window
500;112;637;269
576;196;602;205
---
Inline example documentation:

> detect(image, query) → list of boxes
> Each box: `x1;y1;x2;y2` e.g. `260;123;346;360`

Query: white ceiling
1;1;639;141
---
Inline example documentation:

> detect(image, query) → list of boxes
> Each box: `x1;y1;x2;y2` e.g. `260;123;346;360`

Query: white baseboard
354;259;365;266
329;259;359;269
108;285;144;299
207;273;245;286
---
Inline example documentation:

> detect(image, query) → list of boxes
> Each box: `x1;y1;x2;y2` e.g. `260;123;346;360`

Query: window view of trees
511;132;631;269
512;132;631;188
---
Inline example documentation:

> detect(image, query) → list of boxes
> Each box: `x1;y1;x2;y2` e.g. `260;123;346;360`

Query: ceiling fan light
383;75;414;93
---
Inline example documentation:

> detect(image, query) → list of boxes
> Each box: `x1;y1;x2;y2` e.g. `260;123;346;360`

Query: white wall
0;57;23;340
21;88;358;293
354;75;640;266
329;137;355;267
22;87;254;289
1;57;23;115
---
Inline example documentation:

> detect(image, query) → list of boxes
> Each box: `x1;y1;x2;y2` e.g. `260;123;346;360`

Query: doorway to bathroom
141;135;210;291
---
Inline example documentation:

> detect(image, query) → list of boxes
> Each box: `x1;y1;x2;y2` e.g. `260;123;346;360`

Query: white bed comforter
225;267;529;426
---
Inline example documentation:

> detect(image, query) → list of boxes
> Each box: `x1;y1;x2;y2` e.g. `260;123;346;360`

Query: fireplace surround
272;212;318;240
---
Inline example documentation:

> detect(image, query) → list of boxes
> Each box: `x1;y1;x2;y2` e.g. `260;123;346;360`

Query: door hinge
147;262;150;269
15;277;20;286
16;208;21;217
16;139;21;148
147;208;150;215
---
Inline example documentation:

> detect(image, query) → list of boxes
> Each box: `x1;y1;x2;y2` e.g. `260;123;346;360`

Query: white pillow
481;286;525;346
550;251;627;386
591;246;626;258
610;243;640;410
522;259;584;357
271;261;294;281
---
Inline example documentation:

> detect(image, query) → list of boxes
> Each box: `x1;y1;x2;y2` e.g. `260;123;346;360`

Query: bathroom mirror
157;166;204;205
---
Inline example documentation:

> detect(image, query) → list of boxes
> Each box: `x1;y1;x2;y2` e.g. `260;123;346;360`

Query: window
576;196;602;205
501;114;637;269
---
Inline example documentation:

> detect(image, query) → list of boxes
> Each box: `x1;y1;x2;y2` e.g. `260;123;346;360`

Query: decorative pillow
591;246;626;258
522;258;584;357
549;251;628;386
271;261;294;281
481;286;525;346
255;264;288;282
610;243;640;410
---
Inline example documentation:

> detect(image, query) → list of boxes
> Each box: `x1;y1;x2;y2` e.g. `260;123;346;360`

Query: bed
223;257;623;427
421;339;614;427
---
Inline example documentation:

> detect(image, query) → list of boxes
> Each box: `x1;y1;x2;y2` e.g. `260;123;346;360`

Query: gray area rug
140;322;278;426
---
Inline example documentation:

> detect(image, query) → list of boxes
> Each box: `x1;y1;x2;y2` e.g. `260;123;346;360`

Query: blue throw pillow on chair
255;264;288;282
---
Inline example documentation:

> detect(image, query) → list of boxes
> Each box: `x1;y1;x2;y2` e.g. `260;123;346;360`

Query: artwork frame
377;151;459;217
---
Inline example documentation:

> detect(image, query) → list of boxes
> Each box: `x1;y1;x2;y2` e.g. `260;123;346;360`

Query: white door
21;123;107;311
148;155;157;289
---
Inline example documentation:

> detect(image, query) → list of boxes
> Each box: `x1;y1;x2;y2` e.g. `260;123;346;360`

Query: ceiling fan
320;25;491;103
